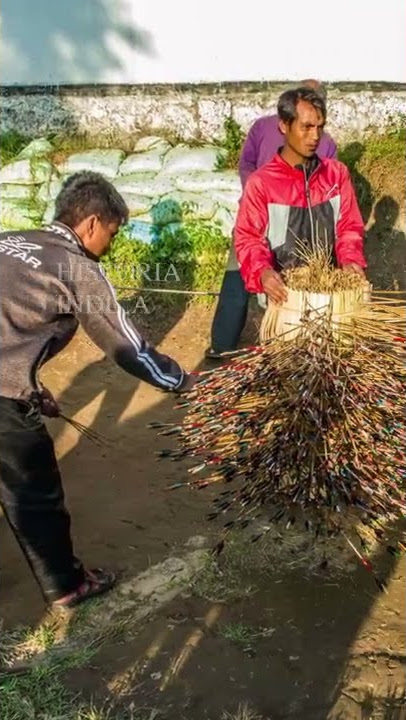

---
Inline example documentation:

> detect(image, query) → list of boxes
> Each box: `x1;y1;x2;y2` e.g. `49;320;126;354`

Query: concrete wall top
1;81;405;144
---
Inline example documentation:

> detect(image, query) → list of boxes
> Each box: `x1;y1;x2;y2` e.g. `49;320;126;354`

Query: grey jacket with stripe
0;222;187;400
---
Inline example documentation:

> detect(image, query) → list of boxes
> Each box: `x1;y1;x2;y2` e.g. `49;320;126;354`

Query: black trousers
0;396;85;602
211;245;250;353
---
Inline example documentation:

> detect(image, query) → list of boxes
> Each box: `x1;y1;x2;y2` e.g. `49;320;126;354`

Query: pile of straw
260;251;371;344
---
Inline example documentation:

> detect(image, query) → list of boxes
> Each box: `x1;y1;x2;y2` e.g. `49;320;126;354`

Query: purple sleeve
238;122;260;187
323;133;338;159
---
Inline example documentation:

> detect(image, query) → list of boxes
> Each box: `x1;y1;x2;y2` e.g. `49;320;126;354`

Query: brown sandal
52;568;116;609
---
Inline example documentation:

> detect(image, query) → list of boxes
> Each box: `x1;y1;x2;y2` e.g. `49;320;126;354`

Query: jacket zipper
303;166;316;252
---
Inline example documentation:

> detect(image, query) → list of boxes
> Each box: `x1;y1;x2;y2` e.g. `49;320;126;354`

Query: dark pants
0;396;84;602
211;245;250;352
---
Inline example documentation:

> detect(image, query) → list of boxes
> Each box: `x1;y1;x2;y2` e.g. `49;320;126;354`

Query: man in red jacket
234;86;366;304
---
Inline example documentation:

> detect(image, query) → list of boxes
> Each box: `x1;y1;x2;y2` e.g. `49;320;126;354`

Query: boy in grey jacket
0;171;194;608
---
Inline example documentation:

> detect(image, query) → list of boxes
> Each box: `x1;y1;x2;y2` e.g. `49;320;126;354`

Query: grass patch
0;661;165;720
0;665;74;720
0;600;138;720
215;116;245;171
0;130;33;166
102;217;229;301
0;670;138;720
0;624;56;667
219;622;261;647
190;526;364;604
219;622;275;650
74;703;163;720
221;704;268;720
190;537;258;603
0;607;108;672
0;582;172;720
0;606;141;720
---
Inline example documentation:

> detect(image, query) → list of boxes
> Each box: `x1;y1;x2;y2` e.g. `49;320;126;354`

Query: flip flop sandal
204;348;225;360
52;568;116;609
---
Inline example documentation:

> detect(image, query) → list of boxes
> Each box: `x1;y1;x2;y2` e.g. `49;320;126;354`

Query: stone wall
1;82;405;144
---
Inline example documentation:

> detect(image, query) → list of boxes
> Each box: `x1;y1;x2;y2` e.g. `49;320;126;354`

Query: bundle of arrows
149;247;406;590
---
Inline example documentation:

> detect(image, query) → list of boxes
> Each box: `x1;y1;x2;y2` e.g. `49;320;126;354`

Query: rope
114;286;220;296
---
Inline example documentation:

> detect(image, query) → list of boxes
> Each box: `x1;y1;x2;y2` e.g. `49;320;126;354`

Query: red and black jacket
234;153;366;293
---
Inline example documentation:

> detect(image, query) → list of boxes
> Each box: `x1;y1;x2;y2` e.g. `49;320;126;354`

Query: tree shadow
358;685;406;720
338;143;405;291
365;196;406;290
338;142;374;225
0;0;154;84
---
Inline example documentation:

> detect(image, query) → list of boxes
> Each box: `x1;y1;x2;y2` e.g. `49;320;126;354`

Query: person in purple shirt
239;82;337;186
206;80;337;359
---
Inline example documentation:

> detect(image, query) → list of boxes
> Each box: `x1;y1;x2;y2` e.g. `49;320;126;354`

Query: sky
1;0;405;84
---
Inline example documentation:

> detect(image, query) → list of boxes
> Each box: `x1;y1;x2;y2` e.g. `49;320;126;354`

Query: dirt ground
0;302;405;720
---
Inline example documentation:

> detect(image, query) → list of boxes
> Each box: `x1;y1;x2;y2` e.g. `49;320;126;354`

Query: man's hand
39;387;60;418
260;268;288;304
176;373;198;394
342;263;365;277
